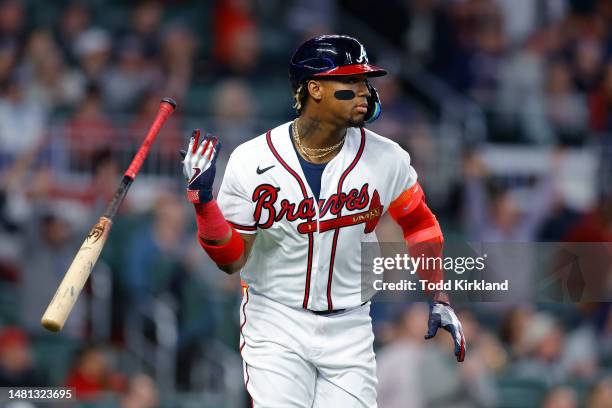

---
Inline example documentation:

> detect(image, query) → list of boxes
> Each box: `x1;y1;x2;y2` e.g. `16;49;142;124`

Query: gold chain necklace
292;120;345;160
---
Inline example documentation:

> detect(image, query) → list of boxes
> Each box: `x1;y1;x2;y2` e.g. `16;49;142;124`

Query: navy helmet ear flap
365;82;382;123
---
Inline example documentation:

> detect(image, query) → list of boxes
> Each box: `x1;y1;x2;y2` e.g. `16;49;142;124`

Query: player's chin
347;113;366;127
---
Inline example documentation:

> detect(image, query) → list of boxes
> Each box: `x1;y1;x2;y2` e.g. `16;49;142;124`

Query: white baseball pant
239;288;377;407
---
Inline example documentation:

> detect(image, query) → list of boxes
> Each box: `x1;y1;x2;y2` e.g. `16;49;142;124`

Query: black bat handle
102;175;134;220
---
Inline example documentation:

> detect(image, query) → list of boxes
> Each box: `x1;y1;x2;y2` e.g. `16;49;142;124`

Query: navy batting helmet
289;35;387;90
289;35;386;123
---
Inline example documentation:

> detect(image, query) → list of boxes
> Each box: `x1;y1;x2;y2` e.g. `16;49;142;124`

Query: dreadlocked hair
293;83;308;114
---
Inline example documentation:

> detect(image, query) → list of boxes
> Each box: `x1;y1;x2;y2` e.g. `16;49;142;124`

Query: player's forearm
409;240;443;281
206;234;254;274
198;231;238;275
389;183;448;301
216;255;247;274
200;233;247;274
409;239;449;302
199;230;246;274
200;230;232;246
193;201;245;272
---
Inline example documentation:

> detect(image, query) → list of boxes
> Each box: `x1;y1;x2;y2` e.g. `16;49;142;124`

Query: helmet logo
356;45;367;63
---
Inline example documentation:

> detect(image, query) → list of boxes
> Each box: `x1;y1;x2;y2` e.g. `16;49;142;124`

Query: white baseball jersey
217;121;417;311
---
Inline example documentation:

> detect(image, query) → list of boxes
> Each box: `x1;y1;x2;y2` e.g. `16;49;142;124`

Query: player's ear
307;80;323;102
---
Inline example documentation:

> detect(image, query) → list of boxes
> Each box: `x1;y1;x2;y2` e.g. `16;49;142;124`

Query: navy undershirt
289;126;327;201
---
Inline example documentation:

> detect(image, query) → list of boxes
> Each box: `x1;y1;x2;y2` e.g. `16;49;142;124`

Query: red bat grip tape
124;100;176;179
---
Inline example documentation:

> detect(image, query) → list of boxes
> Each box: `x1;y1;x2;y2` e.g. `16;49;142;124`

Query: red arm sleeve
193;200;245;266
389;183;449;303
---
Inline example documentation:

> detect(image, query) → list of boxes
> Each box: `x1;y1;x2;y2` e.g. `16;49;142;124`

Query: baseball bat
41;97;177;332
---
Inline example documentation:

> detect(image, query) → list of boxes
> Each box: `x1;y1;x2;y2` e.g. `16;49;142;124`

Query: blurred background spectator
119;373;159;408
0;326;43;386
64;345;126;401
0;0;610;406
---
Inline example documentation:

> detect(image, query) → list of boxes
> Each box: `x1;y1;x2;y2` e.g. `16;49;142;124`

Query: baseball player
181;35;466;407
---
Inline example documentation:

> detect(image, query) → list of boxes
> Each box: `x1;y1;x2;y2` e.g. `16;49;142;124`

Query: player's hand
424;300;466;362
180;129;221;203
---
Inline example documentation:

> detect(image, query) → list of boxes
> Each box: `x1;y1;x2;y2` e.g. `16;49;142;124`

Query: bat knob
41;317;62;332
161;97;177;110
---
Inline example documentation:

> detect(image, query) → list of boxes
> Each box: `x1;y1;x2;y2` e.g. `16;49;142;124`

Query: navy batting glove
425;300;466;362
180;129;221;203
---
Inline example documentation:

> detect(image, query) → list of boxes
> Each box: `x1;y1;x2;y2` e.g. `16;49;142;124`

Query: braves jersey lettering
217;122;418;311
253;183;373;228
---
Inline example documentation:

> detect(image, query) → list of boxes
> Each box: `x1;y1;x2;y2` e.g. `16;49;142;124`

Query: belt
310;308;346;316
309;302;368;317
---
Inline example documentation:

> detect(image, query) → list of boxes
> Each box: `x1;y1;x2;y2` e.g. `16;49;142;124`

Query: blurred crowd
347;0;612;145
0;0;611;407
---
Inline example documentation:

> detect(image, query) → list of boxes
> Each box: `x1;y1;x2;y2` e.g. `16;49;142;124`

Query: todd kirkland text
374;279;509;292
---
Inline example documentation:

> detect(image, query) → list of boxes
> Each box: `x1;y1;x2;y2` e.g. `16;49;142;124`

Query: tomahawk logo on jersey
217;122;417;312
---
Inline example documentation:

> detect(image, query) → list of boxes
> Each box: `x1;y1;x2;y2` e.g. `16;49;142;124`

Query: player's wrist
432;290;450;305
187;188;213;203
